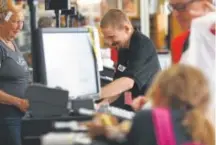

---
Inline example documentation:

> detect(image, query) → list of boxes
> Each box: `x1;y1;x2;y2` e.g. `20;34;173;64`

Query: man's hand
96;95;120;109
14;98;29;112
96;99;109;110
131;96;147;111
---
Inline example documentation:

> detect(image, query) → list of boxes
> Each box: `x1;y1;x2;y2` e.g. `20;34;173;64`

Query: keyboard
109;106;135;120
78;106;135;120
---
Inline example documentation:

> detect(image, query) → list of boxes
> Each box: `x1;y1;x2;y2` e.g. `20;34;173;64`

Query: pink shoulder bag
152;108;201;145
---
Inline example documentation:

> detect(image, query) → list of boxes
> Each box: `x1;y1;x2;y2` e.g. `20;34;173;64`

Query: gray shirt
0;40;29;117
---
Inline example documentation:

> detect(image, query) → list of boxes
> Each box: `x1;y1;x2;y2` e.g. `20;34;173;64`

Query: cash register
30;27;133;116
22;28;134;145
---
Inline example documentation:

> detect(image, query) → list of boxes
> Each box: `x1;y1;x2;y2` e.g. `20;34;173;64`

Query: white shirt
180;12;216;125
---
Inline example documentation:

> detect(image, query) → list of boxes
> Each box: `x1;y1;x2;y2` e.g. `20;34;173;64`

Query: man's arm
100;77;134;100
107;95;120;103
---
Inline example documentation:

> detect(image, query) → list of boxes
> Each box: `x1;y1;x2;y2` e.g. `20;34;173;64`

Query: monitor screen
34;28;100;99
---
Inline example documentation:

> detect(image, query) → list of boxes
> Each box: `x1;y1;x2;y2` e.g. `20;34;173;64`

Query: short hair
0;0;23;23
38;16;54;28
100;9;131;28
0;0;8;13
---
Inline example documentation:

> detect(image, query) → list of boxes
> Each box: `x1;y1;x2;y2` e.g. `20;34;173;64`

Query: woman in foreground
88;64;214;145
126;64;214;145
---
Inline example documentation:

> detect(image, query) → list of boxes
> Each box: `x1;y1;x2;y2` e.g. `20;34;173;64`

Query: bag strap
152;108;177;145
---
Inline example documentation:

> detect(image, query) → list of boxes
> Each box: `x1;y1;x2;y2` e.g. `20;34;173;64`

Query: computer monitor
32;28;100;99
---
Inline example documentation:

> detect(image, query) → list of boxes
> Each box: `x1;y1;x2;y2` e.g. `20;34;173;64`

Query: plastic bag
180;12;216;125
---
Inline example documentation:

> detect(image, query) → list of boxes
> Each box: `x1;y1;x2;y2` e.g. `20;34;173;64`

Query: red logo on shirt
124;91;133;105
210;23;216;35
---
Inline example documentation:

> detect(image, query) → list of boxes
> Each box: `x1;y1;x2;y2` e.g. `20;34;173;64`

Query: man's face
101;25;131;49
169;0;207;30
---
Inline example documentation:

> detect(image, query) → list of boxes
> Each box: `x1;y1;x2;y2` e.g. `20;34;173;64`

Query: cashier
99;9;161;111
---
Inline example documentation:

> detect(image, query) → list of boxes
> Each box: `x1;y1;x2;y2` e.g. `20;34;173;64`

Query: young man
99;9;160;111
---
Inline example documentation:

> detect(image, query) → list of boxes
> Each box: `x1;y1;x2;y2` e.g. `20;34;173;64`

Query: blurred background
17;0;181;68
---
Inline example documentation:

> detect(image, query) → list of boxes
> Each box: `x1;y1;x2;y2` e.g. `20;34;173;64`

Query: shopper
132;0;215;111
180;12;216;126
89;65;214;145
0;1;29;145
170;0;215;63
98;9;160;111
126;64;214;145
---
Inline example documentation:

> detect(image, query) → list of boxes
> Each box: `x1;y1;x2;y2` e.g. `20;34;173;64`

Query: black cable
27;0;37;31
27;0;39;82
55;9;60;27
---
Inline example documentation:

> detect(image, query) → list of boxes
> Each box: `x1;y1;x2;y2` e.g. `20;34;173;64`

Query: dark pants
0;118;22;145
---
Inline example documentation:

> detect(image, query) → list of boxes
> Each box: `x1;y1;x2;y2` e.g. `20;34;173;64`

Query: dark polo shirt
111;30;161;111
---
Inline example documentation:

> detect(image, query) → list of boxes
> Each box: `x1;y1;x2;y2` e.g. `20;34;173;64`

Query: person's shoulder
131;31;155;51
0;41;5;53
0;41;3;48
135;109;185;119
170;109;186;121
191;12;216;29
133;109;152;121
0;43;6;59
134;30;152;43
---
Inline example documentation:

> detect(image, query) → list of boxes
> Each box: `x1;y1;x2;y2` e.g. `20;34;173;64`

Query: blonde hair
100;9;131;28
0;0;23;23
146;64;215;145
206;0;213;3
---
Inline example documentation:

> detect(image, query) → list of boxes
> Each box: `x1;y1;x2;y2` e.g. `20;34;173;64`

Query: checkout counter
22;27;170;145
22;115;92;145
22;27;101;145
21;84;94;145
